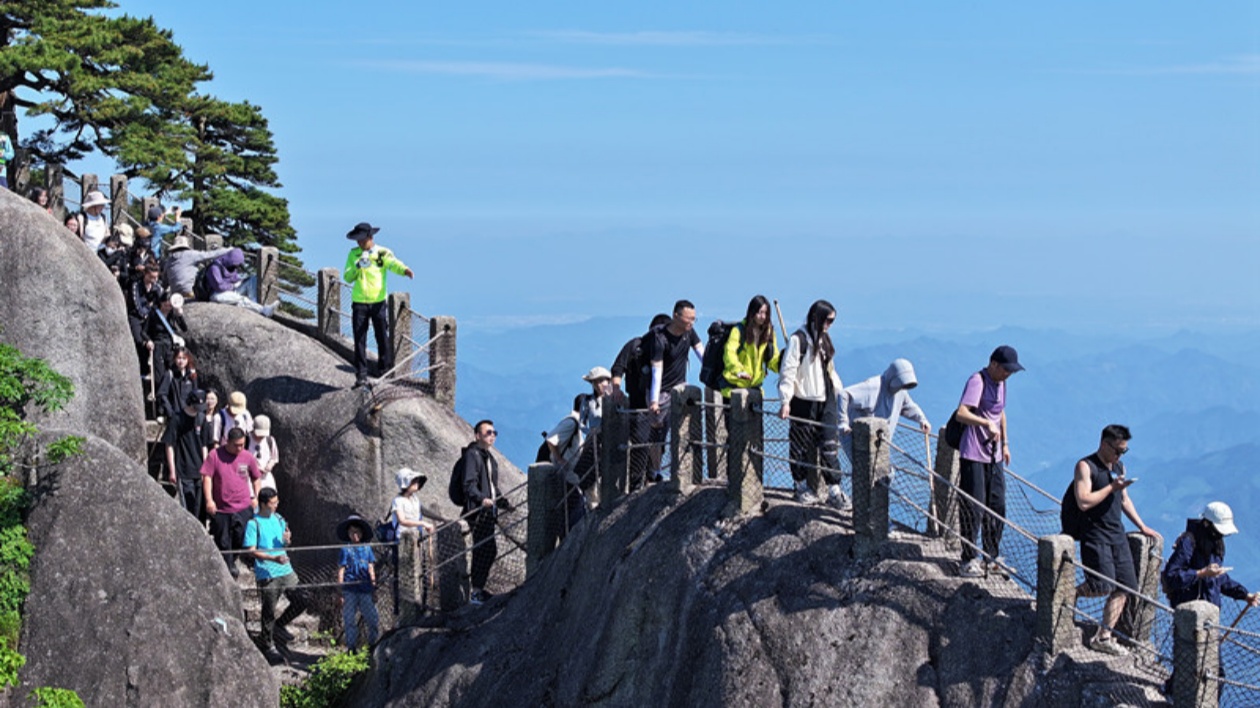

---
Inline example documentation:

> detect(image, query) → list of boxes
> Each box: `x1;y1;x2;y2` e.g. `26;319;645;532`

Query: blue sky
93;1;1259;332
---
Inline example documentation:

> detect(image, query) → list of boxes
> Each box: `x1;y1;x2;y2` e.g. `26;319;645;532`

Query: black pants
210;507;254;576
258;572;308;649
352;300;393;379
177;478;202;519
788;398;842;486
958;458;1006;562
469;508;498;591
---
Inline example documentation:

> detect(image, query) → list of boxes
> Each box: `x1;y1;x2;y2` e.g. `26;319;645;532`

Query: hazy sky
98;1;1259;332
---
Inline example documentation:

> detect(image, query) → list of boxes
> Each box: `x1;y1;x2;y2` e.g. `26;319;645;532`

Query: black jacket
461;444;499;513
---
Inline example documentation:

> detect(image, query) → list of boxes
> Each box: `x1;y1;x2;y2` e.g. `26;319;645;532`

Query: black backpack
448;444;475;507
1059;483;1086;540
192;265;212;302
943;411;965;449
698;321;738;391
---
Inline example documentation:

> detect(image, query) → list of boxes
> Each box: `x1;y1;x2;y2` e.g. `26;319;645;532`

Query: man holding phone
1068;424;1161;656
245;487;309;660
343;222;413;388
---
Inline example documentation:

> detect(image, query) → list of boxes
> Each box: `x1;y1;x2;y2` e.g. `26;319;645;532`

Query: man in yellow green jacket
344;222;413;387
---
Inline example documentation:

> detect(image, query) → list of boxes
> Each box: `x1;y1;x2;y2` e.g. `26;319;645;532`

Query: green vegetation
30;686;85;708
279;648;370;708
0;340;81;701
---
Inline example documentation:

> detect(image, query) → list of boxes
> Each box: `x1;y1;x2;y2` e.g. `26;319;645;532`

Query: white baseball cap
1202;501;1239;536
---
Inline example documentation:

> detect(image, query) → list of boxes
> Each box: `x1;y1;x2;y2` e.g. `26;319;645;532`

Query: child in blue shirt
336;515;379;650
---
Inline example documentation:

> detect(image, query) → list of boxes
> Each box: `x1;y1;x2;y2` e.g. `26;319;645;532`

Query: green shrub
30;687;84;708
279;648;370;708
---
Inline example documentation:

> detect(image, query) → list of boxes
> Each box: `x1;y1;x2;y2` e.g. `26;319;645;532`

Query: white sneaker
261;304;275;317
826;484;850;510
986;556;1009;579
794;481;819;505
1088;635;1129;657
959;558;985;578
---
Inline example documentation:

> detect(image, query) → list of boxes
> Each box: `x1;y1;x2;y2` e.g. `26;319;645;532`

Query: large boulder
181;303;523;546
347;487;1157;706
18;432;277;706
0;190;146;465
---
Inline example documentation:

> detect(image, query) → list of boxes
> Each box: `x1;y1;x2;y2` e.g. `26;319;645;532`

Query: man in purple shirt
955;345;1023;578
201;427;263;578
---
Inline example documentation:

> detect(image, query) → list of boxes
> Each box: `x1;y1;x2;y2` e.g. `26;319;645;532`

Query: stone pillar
318;268;341;340
1035;534;1079;655
852;417;891;558
1118;532;1163;647
396;527;423;623
45;164;65;222
931;425;961;551
526;462;564;577
1173;601;1220;708
724;388;764;517
257;246;279;306
80;173;98;207
433;520;471;612
703;386;727;480
109;174;127;226
387;292;411;378
429;316;457;407
668;384;703;494
598;393;629;507
203;233;223;250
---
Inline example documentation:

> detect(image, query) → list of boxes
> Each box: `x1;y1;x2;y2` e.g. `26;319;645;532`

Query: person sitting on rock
247;415;280;509
164;389;214;519
205;247;274;317
162;235;232;298
336;515;380;650
202;427;263;579
245;487;308;660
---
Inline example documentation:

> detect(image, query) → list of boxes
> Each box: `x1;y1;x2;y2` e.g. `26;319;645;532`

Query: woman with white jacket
778;300;846;507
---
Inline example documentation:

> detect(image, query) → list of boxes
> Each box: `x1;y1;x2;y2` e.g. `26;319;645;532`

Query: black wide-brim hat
336;514;375;542
346;222;381;240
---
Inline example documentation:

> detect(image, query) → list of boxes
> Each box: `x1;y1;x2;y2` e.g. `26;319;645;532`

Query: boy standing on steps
343;222;413;388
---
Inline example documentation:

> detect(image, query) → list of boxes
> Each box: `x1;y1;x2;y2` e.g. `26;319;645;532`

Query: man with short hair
462;420;504;605
644;301;704;485
1068;424;1160;656
955;345;1022;578
343;222;413;388
611;314;670;488
165;389;214;518
245;487;308;658
201;427;263;578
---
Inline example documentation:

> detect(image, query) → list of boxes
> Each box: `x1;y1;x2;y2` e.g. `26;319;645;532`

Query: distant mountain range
456;319;1260;590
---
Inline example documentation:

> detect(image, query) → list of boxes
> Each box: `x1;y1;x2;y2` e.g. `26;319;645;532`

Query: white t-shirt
82;213;108;251
391;494;422;530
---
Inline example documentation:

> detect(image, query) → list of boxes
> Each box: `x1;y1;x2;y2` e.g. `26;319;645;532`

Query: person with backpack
611;314;671;489
205;247;274;317
1063;424;1160;656
343;222;413;388
163;236;232;297
777;300;846;508
248;415;280;505
461;420;505;605
163;389;214;519
335;515;380;651
390;467;434;537
545;367;612;532
954;345;1023;580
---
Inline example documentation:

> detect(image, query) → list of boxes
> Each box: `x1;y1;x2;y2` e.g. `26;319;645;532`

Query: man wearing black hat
954;345;1024;579
164;389;215;518
343;222;414;388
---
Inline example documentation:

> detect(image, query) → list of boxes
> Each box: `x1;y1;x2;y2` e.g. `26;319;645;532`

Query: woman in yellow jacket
720;295;780;399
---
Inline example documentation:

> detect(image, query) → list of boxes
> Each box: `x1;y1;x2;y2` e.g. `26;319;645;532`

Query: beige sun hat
582;366;612;382
253;414;271;436
227;391;248;416
82;190;108;209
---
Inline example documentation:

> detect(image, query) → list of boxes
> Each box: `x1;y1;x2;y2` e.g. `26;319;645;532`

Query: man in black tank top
1068;424;1162;656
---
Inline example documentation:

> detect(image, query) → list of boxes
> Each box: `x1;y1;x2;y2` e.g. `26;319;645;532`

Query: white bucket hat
394;467;427;492
82;190;108;209
582;366;612;383
1202;501;1239;536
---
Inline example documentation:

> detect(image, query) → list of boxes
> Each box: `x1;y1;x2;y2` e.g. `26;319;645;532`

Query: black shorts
1080;532;1137;594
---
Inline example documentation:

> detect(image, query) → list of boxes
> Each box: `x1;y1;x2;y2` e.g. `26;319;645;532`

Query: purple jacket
205;248;245;294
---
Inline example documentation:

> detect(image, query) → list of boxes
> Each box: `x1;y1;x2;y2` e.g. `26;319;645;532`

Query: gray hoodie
838;358;929;431
163;246;233;295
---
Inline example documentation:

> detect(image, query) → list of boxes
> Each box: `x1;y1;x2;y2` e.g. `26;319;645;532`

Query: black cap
990;345;1025;373
346;222;381;241
186;389;207;410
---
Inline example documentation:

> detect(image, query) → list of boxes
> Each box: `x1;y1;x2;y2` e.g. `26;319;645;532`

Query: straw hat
82;191;108;209
227;391;248;416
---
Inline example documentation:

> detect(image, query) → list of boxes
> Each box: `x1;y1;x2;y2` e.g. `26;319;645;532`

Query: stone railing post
45;164;65;222
668;384;703;494
387;292;411;378
203;233;223;251
396;527;423;623
108;174;128;227
1173;601;1220;708
852;416;891;558
703;386;727;480
598;393;629;507
80;173;98;207
1118;532;1163;646
317;268;341;339
257;246;279;306
931;425;961;550
1035;534;1078;655
526;462;564;577
429;316;457;407
723;388;764;517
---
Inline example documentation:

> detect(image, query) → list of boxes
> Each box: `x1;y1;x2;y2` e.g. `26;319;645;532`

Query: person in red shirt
201;427;263;578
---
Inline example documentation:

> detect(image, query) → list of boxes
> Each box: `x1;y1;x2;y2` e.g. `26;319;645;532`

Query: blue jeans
341;590;379;650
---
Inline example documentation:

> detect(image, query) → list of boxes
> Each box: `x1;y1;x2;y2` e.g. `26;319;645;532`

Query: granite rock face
18;433;277;707
0;189;146;464
181;302;523;545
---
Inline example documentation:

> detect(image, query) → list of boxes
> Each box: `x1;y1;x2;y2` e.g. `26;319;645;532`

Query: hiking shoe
273;625;295;643
469;589;486;606
1088;636;1129;657
986;557;1010;579
959;558;985;578
794;481;819;505
261;304;275;318
353;375;368;389
261;645;284;664
825;484;850;510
